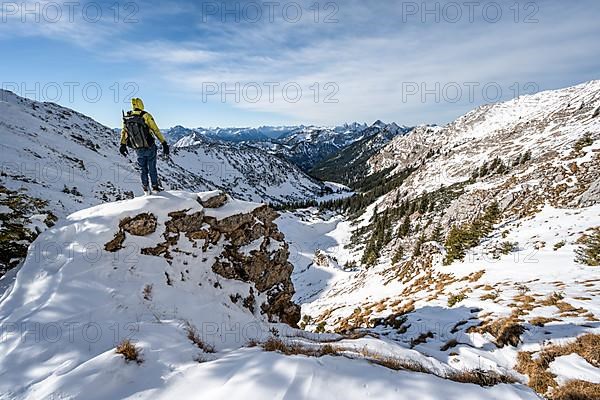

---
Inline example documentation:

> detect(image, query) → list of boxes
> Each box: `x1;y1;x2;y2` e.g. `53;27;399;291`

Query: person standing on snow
119;98;170;194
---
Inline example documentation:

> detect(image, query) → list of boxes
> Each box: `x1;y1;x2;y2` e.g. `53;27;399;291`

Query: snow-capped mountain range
171;121;411;171
1;80;599;400
164;125;299;144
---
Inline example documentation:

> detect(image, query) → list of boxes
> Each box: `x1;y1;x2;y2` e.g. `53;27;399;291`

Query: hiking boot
152;185;163;192
143;186;150;195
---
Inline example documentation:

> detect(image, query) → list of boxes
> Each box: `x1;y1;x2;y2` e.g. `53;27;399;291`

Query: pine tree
413;234;426;257
430;223;443;243
398;215;410;238
392;246;404;264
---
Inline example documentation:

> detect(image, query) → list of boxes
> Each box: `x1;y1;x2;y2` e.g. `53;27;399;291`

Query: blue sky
1;0;599;128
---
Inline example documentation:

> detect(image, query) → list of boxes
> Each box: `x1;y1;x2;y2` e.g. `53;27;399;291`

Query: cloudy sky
1;0;599;128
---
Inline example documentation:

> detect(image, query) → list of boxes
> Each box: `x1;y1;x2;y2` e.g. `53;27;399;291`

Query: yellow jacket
120;98;166;145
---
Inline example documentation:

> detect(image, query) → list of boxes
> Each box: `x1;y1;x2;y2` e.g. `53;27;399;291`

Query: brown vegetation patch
115;339;142;364
516;334;600;396
185;322;216;353
529;317;559;327
550;380;600;400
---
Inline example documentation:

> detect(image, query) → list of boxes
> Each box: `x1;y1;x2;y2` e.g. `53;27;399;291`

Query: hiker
119;98;170;194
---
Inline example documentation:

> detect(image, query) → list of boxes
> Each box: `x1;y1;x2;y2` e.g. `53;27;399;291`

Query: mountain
174;122;410;172
265;123;372;171
278;80;600;399
310;121;415;186
164;125;300;144
1;81;599;400
0;191;539;400
0;90;335;275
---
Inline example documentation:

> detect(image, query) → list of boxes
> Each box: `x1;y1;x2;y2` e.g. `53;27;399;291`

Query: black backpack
123;111;154;149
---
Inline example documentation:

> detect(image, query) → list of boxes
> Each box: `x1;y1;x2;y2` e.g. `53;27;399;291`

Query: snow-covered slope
276;80;600;399
0;191;539;399
370;80;600;195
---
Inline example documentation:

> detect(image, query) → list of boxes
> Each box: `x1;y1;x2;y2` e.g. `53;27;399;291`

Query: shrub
573;133;594;152
575;228;600;266
553;241;566;251
315;321;326;333
493;241;518;258
448;293;467;307
115;339;142;364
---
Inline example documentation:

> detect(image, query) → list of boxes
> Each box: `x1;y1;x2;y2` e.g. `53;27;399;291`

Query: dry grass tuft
516;334;600;396
440;339;459;351
115;339;143;364
515;351;557;394
185;322;216;353
262;337;340;358
477;317;525;347
530;317;559;327
446;369;517;387
358;347;430;374
142;284;153;301
550;380;600;400
410;331;434;348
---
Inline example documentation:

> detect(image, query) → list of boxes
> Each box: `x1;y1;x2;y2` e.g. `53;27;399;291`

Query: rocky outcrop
109;200;300;327
105;213;157;252
210;205;300;326
199;191;228;208
120;213;157;236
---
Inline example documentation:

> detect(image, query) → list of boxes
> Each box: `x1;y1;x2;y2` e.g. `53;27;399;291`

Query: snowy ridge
370;80;600;192
0;89;328;217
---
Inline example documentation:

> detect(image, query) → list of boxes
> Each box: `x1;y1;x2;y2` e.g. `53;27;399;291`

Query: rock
579;177;600;207
119;213;157;236
313;250;330;267
104;230;125;252
199;191;228;208
569;162;578;174
252;205;279;224
128;203;302;327
166;210;205;239
204;213;255;234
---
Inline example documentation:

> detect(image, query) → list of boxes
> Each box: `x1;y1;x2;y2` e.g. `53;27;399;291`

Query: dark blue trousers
135;145;158;188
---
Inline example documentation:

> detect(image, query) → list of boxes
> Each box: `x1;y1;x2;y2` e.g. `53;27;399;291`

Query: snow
153;348;538;400
0;191;539;399
549;354;600;385
0;192;274;398
279;203;600;383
